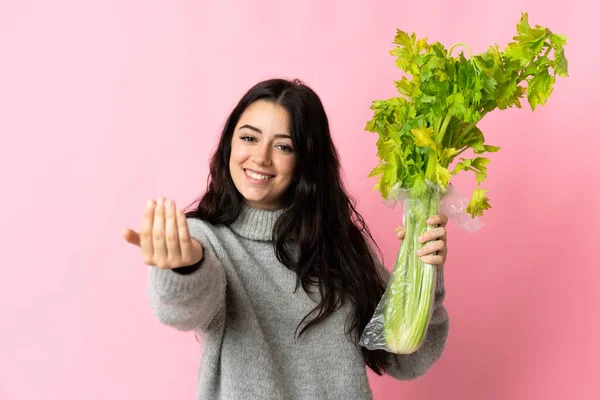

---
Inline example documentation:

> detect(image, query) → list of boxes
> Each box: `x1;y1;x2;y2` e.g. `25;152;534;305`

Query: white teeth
246;170;273;180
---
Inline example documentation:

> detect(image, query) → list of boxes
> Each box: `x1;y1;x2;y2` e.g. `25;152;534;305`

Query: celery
360;13;568;354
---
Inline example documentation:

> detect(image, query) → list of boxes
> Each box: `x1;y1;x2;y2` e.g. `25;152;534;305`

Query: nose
251;141;272;166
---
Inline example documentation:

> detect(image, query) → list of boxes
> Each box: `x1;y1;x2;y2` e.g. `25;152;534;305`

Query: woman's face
229;100;297;210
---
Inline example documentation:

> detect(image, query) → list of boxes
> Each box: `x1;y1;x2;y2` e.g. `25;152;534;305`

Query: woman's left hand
395;214;448;269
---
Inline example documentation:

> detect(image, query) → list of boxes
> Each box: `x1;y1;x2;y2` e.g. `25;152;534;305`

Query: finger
122;228;141;247
427;214;449;227
177;208;194;265
418;227;446;244
164;199;181;262
417;239;445;257
419;253;445;266
434;246;448;262
395;226;405;240
140;200;155;263
153;197;168;266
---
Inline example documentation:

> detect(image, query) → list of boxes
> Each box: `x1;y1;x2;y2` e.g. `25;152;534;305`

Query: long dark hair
186;78;390;374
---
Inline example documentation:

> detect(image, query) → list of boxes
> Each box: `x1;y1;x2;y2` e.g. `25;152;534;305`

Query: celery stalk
383;186;440;354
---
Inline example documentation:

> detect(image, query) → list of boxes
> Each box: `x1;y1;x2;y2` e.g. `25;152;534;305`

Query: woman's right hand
122;197;203;269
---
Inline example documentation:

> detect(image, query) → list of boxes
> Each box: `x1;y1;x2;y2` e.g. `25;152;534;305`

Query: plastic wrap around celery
359;13;568;354
383;184;442;353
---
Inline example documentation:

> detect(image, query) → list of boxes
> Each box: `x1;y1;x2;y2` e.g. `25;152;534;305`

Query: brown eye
276;144;294;153
240;135;256;142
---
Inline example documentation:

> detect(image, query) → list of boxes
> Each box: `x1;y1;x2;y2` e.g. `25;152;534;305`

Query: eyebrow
239;124;291;139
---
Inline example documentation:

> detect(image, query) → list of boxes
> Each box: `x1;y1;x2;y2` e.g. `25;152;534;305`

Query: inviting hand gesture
395;214;448;268
122;198;203;269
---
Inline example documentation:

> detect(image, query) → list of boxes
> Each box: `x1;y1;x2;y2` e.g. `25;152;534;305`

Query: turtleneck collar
229;204;286;241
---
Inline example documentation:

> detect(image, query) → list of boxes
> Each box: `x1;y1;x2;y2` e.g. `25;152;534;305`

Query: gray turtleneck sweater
147;206;449;400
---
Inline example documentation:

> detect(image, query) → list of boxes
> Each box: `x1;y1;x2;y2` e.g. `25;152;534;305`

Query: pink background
2;0;598;399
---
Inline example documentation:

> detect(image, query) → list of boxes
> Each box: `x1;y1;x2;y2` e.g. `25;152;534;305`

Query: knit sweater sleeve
147;218;226;332
369;245;449;380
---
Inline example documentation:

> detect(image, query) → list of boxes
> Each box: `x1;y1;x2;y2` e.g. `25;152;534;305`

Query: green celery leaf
554;47;569;77
439;147;459;166
483;145;501;152
467;188;492;217
435;164;452;187
517;12;531;34
376;136;398;160
411;126;437;150
527;68;555;110
471;142;486;153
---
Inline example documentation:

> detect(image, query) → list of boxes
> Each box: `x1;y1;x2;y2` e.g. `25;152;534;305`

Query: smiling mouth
244;169;275;181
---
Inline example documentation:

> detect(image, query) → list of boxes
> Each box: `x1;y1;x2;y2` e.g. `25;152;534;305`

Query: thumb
122;228;141;247
395;226;405;240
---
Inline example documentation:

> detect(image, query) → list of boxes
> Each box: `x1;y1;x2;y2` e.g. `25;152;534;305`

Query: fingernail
147;200;153;208
418;236;424;242
157;198;164;206
417;250;422;255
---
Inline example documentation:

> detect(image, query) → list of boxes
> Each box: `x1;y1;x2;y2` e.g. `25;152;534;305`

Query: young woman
123;78;450;399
